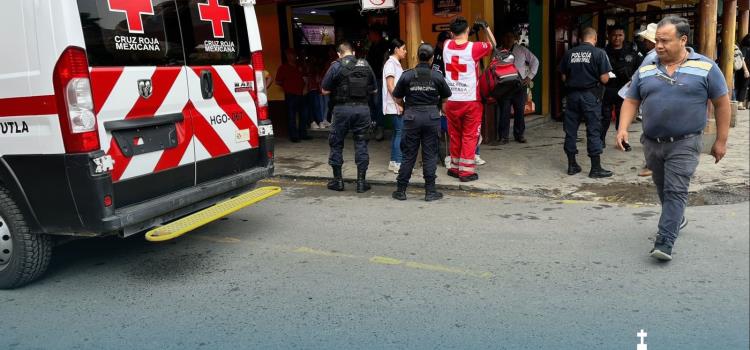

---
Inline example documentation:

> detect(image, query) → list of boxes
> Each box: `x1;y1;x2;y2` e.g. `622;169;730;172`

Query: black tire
0;187;52;289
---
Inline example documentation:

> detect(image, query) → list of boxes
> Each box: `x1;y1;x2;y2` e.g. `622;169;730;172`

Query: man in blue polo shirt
616;16;731;261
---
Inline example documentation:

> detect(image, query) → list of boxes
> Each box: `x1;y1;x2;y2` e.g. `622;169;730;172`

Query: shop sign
361;0;395;10
431;23;450;32
433;0;461;17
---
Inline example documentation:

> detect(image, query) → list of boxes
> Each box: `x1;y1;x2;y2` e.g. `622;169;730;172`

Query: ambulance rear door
175;0;261;184
77;0;196;208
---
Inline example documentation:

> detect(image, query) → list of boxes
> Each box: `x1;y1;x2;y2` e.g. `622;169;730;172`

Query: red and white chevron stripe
90;64;259;182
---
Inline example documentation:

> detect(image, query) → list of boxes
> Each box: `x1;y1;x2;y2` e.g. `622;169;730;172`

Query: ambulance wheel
0;187;52;289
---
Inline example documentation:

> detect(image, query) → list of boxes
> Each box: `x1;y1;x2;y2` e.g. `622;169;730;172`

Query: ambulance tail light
53;47;100;153
252;51;269;121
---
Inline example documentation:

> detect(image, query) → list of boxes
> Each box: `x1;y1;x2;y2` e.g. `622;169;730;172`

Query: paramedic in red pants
442;17;496;182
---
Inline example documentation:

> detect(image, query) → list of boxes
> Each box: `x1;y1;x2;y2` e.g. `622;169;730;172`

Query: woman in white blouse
383;38;407;173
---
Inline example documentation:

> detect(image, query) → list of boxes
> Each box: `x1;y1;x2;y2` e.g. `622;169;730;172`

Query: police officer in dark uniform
391;43;452;201
321;41;379;193
602;25;643;146
559;27;614;178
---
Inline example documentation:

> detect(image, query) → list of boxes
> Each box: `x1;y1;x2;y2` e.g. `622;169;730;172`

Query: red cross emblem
198;0;232;38
445;56;468;80
108;0;154;34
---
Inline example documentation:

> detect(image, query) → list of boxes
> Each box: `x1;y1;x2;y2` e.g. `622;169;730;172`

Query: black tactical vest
335;57;371;103
406;67;439;106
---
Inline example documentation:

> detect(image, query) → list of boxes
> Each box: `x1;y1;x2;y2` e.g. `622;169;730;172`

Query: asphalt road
1;179;748;350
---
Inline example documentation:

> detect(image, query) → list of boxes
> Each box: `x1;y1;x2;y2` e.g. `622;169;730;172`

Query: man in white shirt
496;30;539;144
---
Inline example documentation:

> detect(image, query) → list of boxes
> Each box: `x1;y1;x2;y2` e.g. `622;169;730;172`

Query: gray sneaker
650;236;673;261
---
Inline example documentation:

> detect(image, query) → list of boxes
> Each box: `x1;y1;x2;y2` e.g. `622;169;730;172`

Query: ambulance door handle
200;70;213;99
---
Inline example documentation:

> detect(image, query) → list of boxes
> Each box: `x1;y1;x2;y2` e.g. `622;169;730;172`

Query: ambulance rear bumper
105;164;273;237
1;135;274;237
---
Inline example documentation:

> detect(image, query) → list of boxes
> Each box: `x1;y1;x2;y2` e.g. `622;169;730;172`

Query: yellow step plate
145;186;282;242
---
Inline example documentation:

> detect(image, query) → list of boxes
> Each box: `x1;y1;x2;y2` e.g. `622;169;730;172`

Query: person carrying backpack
496;30;539;144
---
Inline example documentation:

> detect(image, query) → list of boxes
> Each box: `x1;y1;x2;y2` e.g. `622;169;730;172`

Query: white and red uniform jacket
442;40;493;102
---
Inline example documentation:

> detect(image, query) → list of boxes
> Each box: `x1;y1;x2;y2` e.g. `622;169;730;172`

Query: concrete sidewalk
273;113;750;204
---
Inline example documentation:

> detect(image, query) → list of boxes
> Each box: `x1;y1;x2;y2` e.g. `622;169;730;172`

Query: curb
274;173;518;194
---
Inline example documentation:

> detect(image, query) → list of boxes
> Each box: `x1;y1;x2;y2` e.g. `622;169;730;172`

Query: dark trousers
601;95;623;146
397;106;440;188
563;90;603;157
328;104;371;172
370;78;385;127
285;94;308;140
642;134;702;245
735;71;749;103
497;88;527;140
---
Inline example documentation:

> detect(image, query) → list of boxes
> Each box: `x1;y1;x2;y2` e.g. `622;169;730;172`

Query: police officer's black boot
424;182;443;202
356;170;371;193
588;155;613;178
392;185;407;201
327;166;345;191
566;153;582;175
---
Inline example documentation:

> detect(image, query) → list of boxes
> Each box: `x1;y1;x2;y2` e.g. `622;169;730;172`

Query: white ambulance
0;0;276;288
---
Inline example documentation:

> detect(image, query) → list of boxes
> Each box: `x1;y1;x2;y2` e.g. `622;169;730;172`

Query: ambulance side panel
0;0;92;233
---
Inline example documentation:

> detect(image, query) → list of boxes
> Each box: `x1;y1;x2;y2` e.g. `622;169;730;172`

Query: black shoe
650;236;673;261
447;169;459;178
392;190;407;201
679;217;688;231
515;136;527;143
356;170;371;193
327;178;344;191
459;173;478;182
499;138;509;145
290;137;301;143
425;191;444;201
588;168;614;178
567;163;582;175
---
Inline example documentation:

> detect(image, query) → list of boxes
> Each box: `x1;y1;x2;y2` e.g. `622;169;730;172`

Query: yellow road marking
370;256;403;265
467;192;504;199
190;234;493;280
293;246;357;258
193;236;243;243
369;256;493;279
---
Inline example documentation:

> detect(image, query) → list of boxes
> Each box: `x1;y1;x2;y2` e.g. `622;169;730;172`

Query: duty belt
645;132;702;144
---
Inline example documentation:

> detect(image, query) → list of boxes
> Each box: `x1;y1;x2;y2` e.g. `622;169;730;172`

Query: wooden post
403;0;423;69
740;0;750;40
721;0;738;92
541;0;551;116
699;0;719;60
